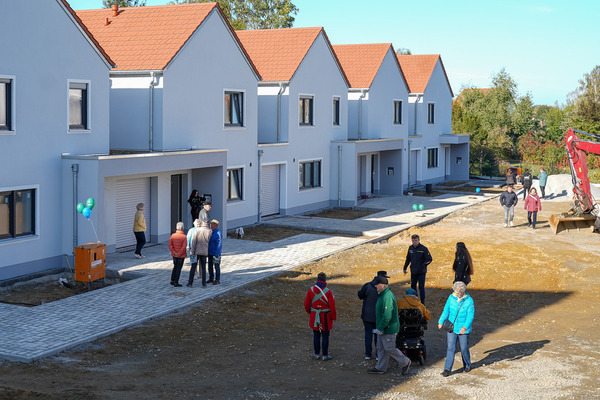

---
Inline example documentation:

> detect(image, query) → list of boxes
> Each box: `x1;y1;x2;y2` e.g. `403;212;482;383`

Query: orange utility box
75;243;106;282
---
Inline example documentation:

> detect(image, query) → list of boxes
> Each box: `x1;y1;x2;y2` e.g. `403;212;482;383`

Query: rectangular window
0;78;12;131
227;168;243;201
299;160;321;189
224;91;244;127
69;82;88;130
332;97;340;126
0;189;35;240
427;103;435;124
393;100;402;124
299;96;313;126
427;148;438;168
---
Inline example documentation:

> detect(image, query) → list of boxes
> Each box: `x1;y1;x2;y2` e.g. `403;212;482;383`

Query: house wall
0;0;110;281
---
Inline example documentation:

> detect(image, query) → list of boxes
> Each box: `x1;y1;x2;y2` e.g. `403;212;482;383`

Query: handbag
442;299;465;333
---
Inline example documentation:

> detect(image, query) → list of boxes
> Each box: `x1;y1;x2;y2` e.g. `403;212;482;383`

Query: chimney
112;4;119;17
104;17;110;26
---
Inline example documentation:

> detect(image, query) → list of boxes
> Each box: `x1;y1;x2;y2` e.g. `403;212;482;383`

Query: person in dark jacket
452;242;474;285
358;270;389;360
499;185;518;228
207;219;222;284
403;234;433;304
188;190;202;223
521;169;533;200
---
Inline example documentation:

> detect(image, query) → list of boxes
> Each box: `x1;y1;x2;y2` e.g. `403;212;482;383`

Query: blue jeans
411;273;427;304
208;256;220;281
313;330;330;356
134;231;146;255
444;332;471;371
527;211;538;228
362;320;377;357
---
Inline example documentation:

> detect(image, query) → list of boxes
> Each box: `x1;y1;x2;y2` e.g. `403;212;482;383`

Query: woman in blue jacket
438;280;474;376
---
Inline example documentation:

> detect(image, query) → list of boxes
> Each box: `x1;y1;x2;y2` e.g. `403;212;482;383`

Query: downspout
149;72;159;152
71;163;79;250
276;83;286;143
358;89;367;140
257;149;263;222
407;140;411;190
413;94;422;136
337;145;342;207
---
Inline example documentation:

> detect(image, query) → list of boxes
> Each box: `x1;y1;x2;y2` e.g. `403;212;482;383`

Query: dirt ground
1;198;600;400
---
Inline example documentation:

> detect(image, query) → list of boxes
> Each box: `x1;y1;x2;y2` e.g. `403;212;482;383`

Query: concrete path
0;191;493;362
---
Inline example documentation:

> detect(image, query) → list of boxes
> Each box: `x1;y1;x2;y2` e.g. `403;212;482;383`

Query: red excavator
548;128;599;234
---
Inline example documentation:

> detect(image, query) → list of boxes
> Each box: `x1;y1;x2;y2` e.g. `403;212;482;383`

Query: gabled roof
333;43;397;89
76;3;259;77
236;27;349;86
396;54;454;96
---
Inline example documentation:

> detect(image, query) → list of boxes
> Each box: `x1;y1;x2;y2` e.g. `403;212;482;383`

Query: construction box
75;243;106;282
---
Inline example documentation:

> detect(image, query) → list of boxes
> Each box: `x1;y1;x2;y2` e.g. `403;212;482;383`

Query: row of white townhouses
0;0;469;281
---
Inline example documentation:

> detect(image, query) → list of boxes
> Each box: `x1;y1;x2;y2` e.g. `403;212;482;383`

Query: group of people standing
501;167;546;229
305;235;476;377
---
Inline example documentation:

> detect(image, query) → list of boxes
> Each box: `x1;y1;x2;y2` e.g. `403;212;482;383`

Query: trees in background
102;0;147;7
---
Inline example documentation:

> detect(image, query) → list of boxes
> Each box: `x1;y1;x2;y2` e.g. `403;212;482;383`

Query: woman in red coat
304;272;337;361
524;187;542;229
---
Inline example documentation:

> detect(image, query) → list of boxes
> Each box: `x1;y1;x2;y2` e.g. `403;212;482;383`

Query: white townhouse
75;2;262;253
397;55;469;186
0;0;114;281
332;43;409;203
237;28;350;217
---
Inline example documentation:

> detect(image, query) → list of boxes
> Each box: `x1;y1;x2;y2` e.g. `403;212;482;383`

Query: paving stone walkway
0;191;494;362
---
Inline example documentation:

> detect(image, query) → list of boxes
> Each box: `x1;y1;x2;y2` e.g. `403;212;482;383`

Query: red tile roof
76;3;258;75
237;27;349;85
397;54;453;96
332;43;394;88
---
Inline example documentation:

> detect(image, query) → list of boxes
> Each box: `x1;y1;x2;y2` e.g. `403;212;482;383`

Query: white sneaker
504;223;508;228
135;254;142;259
510;221;514;227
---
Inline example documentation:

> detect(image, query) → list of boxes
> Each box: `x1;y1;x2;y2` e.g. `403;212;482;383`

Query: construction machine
548;128;600;234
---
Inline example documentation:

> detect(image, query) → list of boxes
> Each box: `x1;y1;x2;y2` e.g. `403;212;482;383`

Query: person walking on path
358;270;389;360
397;288;431;320
199;201;212;224
524;187;542;229
506;169;516;186
452;242;474;285
189;221;212;287
133;203;147;259
304;272;337;361
207;219;222;285
188;190;202;223
186;219;201;279
521;169;533;200
403;234;433;304
438;281;475;377
168;222;187;287
538;167;548;199
367;276;411;375
499;185;518;228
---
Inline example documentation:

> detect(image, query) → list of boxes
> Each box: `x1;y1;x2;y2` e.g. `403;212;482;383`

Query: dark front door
170;174;182;233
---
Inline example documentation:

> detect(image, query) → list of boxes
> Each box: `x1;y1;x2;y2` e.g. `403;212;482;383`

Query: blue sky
67;0;598;106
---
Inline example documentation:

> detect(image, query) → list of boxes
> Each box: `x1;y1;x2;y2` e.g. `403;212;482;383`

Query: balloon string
88;218;100;243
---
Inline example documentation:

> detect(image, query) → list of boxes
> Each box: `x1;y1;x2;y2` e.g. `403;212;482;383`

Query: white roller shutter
116;178;151;248
261;165;280;217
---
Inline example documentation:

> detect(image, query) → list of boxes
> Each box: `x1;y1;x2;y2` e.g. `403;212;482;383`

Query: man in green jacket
368;277;411;375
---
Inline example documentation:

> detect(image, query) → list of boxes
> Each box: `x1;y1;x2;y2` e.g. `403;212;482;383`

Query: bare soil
307;209;378;220
227;225;316;242
1;199;599;399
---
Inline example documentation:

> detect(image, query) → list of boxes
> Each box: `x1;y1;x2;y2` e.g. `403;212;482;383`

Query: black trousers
134;231;146;255
170;257;185;284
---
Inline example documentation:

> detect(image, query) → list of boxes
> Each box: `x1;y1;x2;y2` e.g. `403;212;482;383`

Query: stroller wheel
418;354;425;366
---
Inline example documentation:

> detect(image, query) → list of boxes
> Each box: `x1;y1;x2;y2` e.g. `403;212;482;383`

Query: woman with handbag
452;242;474;285
438;281;474;376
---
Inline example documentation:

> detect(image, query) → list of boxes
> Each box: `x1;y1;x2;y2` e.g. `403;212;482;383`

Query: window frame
68;80;91;132
227;167;244;202
427;102;435;124
393;100;402;125
299;95;314;126
0;187;36;241
427;147;439;168
299;159;322;190
0;75;15;133
332;96;340;126
224;90;245;128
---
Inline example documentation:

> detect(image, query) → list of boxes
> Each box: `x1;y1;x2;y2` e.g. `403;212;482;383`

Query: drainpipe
276;83;286;143
407;140;411;190
358;90;367;140
257;149;263;222
149;72;159;151
337;145;342;207
414;94;422;136
71;163;79;250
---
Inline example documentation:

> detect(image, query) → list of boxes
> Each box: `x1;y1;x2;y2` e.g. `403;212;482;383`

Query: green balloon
86;198;95;210
418;204;424;211
412;204;418;211
76;203;85;213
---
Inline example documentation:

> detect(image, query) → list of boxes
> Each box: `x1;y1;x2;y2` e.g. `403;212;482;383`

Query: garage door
261;165;280;217
116;178;151;248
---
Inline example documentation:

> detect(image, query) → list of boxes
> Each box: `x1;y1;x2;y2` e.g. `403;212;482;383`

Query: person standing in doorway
521;169;533;200
499;185;518;228
188;190;202;223
199;201;212;224
304;272;337;361
403;234;433;304
208;219;222;285
524;187;542;229
358;270;389;360
538;167;548;199
133;203;146;259
168;222;187;287
189;221;212;287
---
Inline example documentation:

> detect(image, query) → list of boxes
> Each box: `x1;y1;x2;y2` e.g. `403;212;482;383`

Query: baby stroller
396;308;427;365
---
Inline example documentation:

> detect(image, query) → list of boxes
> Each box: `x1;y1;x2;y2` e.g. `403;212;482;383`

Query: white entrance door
261;165;280;217
116;178;151;248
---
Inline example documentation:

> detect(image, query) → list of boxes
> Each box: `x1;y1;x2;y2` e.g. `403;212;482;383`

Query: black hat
377;270;390;278
317;272;327;281
374;276;388;285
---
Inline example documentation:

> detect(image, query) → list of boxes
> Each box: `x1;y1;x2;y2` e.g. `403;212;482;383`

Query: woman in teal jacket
438;280;474;376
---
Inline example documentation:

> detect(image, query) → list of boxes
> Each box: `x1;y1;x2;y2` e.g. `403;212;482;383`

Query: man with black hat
358;270;389;360
199;201;212;224
368;276;411;375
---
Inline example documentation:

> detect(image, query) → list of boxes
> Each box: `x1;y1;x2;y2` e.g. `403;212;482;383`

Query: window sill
227;199;245;204
299;186;322;192
0;130;16;135
224;125;245;130
0;234;39;246
68;129;90;134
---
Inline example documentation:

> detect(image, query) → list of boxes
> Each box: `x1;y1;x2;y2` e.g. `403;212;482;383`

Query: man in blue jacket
207;219;222;285
358;270;389;360
403;234;433;304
